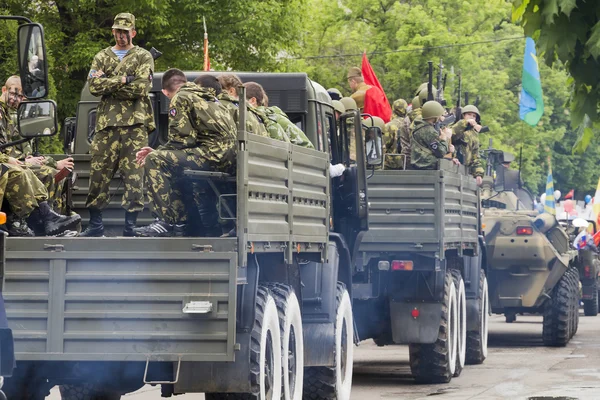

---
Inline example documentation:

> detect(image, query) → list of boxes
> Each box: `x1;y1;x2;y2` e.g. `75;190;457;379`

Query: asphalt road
47;312;600;400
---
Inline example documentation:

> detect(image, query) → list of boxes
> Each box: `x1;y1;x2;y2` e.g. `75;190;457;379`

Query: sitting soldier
243;82;289;142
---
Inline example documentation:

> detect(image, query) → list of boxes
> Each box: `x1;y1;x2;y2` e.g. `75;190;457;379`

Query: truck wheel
543;268;576;346
569;268;580;337
409;271;458;383
304;282;353;400
267;283;304;400
2;379;52;400
59;385;121;400
466;271;489;365
450;270;466;377
582;285;597;316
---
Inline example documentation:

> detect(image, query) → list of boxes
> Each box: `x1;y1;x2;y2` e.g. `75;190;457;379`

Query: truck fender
389;301;443;344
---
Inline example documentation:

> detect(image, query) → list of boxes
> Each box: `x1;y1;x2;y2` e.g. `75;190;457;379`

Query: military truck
3;68;373;398
481;149;579;346
351;156;488;384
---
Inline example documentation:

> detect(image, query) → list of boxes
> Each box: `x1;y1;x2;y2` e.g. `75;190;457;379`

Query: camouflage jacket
88;46;155;132
217;93;268;138
265;106;314;148
451;119;484;177
401;108;422;167
0;100;17;163
410;119;448;170
163;83;237;167
254;106;289;142
383;116;410;169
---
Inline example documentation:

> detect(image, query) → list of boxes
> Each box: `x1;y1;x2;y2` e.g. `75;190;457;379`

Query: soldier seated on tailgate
410;101;459;170
134;69;237;237
262;95;314;149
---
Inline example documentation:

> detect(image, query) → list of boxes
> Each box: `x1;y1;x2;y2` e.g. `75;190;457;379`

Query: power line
290;36;525;60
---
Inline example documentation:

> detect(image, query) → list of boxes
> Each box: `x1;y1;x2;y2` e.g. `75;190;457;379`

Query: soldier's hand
467;119;477;126
452;158;461;165
136;147;154;166
57;157;74;170
448;144;455;153
91;70;105;78
476;176;483;186
25;155;45;166
7;157;23;166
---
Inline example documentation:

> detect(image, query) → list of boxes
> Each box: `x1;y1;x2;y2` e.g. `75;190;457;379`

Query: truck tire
465;271;489;365
568;268;580;337
583;284;598;316
543;268;576;346
267;283;304;400
59;385;120;400
450;270;466;377
206;286;282;400
303;282;353;400
409;271;458;383
2;379;52;400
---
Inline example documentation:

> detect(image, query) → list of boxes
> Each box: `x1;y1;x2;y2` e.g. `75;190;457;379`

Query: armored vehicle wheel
267;283;304;400
543;268;578;346
568;268;580;337
451;270;466;377
304;282;353;400
409;271;458;383
59;385;120;400
466;271;489;365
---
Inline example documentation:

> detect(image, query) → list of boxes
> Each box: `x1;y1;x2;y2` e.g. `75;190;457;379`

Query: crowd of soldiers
0;11;485;238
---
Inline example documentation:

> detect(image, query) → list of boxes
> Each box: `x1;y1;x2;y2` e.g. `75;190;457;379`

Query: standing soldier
81;12;155;237
410;101;455;170
451;105;485;186
383;99;409;169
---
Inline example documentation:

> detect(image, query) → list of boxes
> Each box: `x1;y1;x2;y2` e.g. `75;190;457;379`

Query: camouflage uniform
217;92;268;137
451;120;484;178
402;107;422;167
410;119;448;170
0;163;47;218
86;44;155;212
265;106;314;148
145;83;237;224
254;106;289;142
383;99;409;169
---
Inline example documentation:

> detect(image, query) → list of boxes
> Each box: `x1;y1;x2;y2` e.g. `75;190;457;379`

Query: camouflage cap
392;99;408;117
112;13;136;30
347;67;362;79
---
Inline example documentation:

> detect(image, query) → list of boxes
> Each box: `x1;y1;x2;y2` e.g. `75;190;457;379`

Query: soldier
401;96;422;168
81;12;155;237
134;69;236;237
451;104;485;185
347;67;369;110
332;100;345;121
215;74;268;137
383;99;409;169
243;82;289;142
410;101;456;170
262;97;314;148
327;88;343;101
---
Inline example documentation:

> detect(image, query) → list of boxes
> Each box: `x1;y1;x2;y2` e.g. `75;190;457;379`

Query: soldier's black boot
79;208;104;237
123;211;138;237
38;201;82;236
197;188;221;237
8;214;35;237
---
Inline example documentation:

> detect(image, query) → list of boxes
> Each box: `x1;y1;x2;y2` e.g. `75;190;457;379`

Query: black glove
125;75;136;84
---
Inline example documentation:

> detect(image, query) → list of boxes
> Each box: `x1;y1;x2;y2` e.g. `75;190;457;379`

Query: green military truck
351;159;488;383
3;69;373;399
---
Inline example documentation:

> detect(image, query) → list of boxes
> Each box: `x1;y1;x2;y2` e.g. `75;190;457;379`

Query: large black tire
543;268;577;346
59;385;121;400
206;286;282;400
450;269;466;377
409;271;458;383
568;268;580;337
465;270;489;365
583;286;598;316
303;282;353;400
267;283;304;400
2;378;51;400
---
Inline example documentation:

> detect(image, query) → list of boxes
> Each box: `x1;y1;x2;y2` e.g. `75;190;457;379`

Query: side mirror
365;127;383;166
63;117;76;154
17;23;49;99
17;100;57;138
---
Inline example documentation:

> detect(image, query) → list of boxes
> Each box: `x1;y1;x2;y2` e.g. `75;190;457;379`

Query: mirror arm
0;137;31;151
0;16;33;23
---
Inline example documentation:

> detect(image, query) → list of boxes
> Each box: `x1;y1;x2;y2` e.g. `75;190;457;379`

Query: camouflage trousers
1;163;48;218
27;164;64;211
145;148;214;225
86;125;148;212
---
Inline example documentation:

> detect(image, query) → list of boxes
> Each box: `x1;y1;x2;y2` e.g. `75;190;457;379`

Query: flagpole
203;17;210;72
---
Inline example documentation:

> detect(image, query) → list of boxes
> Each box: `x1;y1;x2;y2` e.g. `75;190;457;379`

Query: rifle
441;73;447;106
427;61;434;101
436;59;444;104
465;91;470;106
149;47;163;60
455;70;462;122
434;114;456;132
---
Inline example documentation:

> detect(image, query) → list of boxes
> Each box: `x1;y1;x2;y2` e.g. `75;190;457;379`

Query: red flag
361;52;392;123
564;189;574;199
203;17;210;71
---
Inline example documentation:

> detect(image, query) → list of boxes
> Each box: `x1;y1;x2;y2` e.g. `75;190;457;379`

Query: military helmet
415;82;437;96
411;96;421;109
421;101;445;120
332;100;346;114
363;116;386;130
340;97;357;111
328;88;342;100
112;13;135;30
392;99;408;117
418;87;437;103
461;104;481;122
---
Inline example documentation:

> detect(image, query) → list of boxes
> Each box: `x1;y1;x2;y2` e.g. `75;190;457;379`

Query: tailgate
5;237;237;363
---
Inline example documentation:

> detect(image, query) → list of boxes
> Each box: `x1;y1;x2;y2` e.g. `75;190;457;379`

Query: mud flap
389;301;443;344
466;298;481;331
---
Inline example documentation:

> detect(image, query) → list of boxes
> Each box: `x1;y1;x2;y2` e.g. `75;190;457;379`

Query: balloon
585;194;592;204
540;193;547;203
554;190;561;200
564;199;574;214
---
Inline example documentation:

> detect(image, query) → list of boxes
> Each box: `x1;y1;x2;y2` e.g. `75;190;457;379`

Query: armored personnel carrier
481;149;579;346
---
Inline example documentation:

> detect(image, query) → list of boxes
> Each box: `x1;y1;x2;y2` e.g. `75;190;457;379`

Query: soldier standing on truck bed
383;99;409;169
133;69;236;237
80;12;155;237
410;101;457;170
451;105;485;186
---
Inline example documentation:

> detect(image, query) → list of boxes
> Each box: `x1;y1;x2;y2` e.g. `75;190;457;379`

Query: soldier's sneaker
134;220;186;237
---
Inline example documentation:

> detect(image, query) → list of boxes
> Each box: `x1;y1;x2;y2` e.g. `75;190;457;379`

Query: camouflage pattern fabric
2;164;47;218
162;83;237;172
88;46;155;133
217;92;268;138
410;119;448;170
383;116;410;170
0;100;16;159
27;164;63;211
351;82;370;110
401;107;423;168
392;99;408;118
85;125;147;212
451;119;484;178
254;106;289;142
265;106;314;148
0;166;7;205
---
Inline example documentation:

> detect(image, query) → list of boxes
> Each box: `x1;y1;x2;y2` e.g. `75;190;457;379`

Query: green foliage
512;0;600;153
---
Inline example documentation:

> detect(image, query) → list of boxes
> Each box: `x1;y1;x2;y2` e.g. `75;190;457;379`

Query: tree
512;0;600;153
